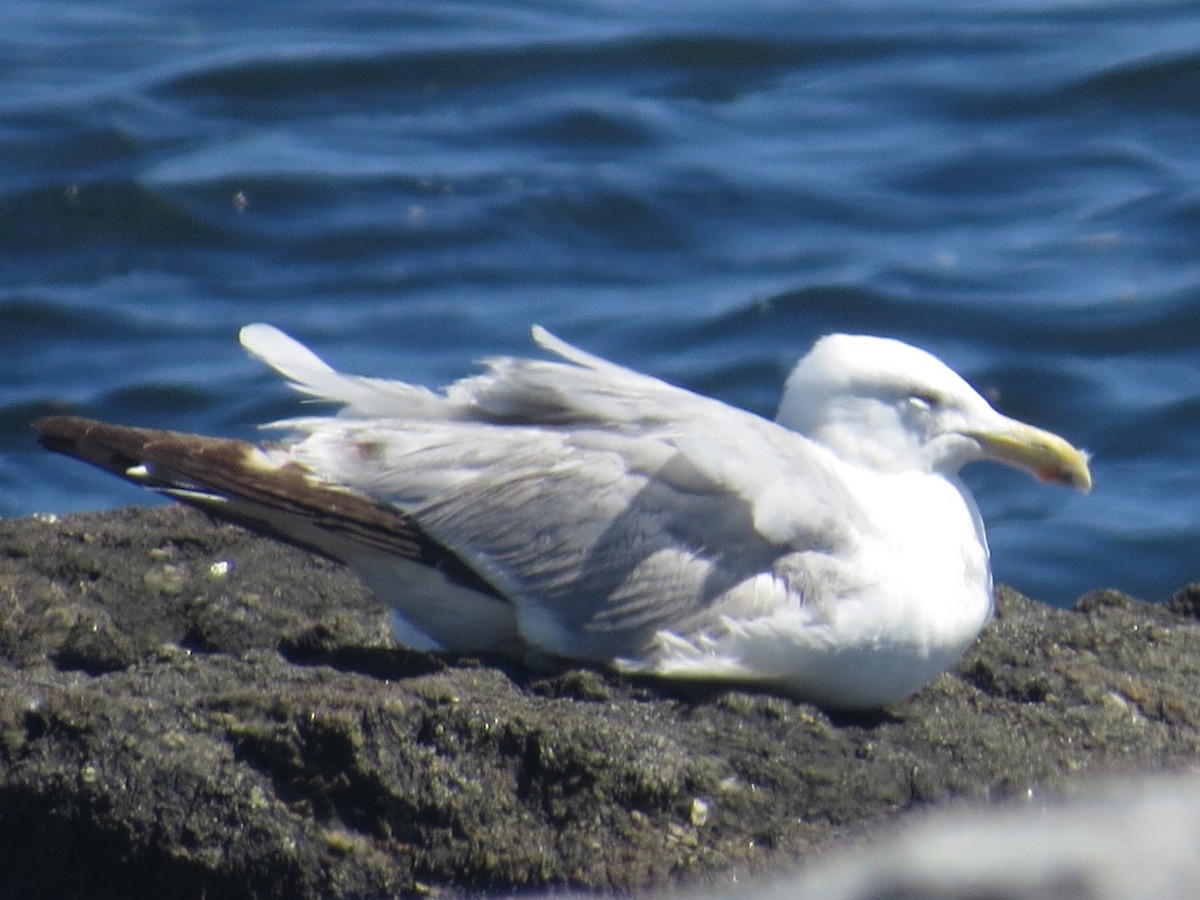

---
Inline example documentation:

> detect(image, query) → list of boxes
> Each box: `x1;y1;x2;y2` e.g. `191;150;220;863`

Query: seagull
34;325;1090;709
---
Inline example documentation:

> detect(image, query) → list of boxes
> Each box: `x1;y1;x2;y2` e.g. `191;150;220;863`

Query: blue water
3;1;1199;607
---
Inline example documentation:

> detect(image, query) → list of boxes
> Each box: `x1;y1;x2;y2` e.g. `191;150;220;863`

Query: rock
1;505;1199;899
705;773;1200;900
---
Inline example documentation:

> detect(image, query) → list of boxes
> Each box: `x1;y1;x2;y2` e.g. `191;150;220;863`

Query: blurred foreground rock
1;505;1199;899
706;772;1200;900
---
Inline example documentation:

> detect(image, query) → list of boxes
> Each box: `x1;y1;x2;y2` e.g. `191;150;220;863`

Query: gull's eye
906;390;943;412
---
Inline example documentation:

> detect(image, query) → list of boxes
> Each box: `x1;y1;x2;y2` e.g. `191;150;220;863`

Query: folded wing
243;325;863;660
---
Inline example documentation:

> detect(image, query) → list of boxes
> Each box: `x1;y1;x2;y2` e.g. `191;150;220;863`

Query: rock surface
0;505;1198;899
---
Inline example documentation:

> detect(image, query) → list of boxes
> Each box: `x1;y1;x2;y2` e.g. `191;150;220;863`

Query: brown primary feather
33;415;502;600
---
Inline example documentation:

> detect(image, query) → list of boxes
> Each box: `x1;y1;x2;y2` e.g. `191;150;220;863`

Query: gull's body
35;325;1090;709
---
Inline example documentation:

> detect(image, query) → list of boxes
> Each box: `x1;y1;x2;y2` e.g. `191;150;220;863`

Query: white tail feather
240;323;342;398
239;323;442;418
531;325;625;373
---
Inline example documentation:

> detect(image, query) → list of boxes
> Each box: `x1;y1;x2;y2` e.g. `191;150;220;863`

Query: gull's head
777;334;1091;491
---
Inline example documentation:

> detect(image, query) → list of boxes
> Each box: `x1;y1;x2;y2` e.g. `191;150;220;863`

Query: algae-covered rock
1;506;1198;898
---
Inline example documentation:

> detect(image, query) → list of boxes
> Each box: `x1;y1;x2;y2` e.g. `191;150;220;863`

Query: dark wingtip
31;414;504;601
33;415;92;453
33;415;150;478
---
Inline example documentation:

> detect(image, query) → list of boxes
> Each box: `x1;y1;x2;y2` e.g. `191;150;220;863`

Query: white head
777;334;1091;490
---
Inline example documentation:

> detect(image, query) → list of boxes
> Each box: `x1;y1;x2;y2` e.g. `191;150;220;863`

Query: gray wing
245;323;865;659
284;416;862;662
